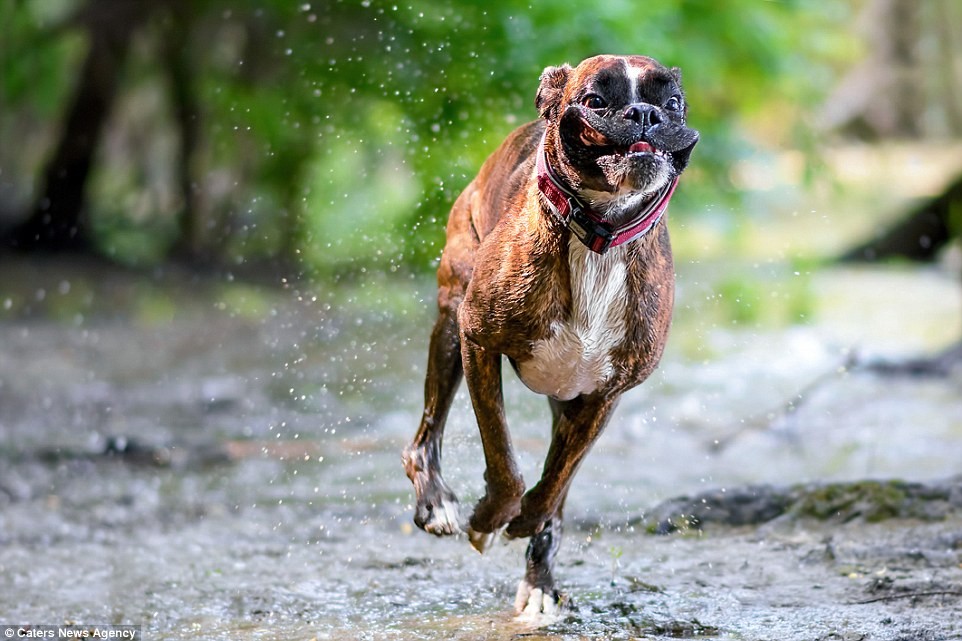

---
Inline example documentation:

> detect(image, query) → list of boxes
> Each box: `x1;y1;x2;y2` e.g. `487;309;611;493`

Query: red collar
536;130;678;254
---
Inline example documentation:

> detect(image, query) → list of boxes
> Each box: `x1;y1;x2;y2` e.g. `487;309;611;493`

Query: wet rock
540;606;720;640
622;576;664;593
815;633;867;641
639;484;795;534
855;576;962;605
638;476;962;533
26;435;323;469
33;435;225;468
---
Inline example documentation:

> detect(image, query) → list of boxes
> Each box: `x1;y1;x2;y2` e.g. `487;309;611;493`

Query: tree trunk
840;171;962;374
161;0;205;262
839;172;962;262
820;0;921;140
6;0;152;251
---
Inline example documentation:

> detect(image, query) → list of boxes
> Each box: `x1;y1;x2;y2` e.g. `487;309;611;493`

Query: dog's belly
516;241;629;401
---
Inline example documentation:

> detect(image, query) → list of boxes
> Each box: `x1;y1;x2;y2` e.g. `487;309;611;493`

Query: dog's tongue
629;141;656;154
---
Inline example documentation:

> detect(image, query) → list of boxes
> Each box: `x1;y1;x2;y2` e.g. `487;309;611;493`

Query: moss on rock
639;476;962;534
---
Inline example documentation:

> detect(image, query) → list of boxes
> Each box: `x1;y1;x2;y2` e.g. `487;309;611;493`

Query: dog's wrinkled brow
588;64;631;105
633;70;678;104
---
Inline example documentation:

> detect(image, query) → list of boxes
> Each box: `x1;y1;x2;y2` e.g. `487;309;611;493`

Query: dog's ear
535;64;572;120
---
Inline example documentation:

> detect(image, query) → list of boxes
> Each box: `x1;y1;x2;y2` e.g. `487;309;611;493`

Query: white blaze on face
625;58;646;104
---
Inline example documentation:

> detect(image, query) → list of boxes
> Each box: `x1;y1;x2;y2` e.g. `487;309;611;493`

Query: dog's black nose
623;104;662;127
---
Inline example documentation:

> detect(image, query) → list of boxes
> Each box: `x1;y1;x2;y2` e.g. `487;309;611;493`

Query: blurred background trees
0;0;846;274
0;0;959;283
832;0;962;265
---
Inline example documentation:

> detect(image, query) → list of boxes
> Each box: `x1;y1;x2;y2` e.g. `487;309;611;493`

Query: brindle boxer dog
402;54;698;615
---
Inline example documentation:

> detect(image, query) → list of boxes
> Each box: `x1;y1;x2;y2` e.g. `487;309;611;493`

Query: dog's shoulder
469;120;544;240
478;120;543;178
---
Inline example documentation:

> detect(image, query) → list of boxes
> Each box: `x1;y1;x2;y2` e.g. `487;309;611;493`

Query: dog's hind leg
514;507;567;617
402;305;465;536
506;393;617;540
403;185;484;536
514;398;569;616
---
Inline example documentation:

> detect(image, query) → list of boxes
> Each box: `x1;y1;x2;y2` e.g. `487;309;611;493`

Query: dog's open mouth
626;141;670;158
592;140;670;162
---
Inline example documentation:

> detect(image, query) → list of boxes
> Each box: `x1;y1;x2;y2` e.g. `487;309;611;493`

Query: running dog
403;54;698;615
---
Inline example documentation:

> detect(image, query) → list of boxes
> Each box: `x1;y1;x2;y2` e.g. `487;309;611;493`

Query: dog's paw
467;487;523;541
466;524;507;554
414;494;463;536
514;579;565;621
403;446;464;536
504;510;546;540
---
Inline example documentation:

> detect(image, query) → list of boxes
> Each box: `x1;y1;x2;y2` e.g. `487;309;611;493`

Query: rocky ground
1;257;960;639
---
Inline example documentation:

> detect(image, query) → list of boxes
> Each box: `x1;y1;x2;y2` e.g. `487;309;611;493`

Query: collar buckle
568;202;614;254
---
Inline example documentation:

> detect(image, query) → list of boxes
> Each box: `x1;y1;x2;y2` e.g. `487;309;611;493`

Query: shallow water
1;258;960;639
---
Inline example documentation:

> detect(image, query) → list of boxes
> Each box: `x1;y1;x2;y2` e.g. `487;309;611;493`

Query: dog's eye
582;94;608;110
665;96;683;111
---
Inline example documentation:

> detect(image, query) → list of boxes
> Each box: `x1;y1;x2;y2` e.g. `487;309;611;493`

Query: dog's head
537;55;698;205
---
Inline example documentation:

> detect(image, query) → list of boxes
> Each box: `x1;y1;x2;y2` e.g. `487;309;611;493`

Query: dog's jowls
402;54;698;616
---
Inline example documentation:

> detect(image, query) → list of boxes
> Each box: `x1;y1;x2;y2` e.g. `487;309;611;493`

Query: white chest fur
517;240;630;401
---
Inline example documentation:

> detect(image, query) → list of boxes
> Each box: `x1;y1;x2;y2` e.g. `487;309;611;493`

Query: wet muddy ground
1;256;961;640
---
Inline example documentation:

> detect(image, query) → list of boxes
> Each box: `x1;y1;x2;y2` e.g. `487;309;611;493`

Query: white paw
423;497;463;536
513;580;562;622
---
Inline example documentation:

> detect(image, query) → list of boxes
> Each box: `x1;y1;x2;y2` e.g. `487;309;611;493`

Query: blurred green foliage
0;0;858;276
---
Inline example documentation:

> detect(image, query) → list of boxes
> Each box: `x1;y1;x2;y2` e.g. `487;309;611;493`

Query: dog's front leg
460;335;526;552
506;393;618;539
402;307;465;536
